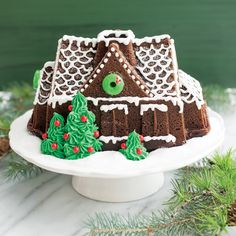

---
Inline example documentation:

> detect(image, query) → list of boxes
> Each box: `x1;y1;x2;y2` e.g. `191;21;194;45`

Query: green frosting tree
64;92;103;159
41;113;65;158
119;130;148;161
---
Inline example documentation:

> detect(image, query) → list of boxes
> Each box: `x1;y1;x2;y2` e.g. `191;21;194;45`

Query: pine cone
228;202;236;226
0;137;10;157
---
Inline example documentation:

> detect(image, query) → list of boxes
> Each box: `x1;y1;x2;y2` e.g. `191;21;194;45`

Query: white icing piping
62;35;97;47
34;61;55;106
100;104;128;115
80;45;151;96
133;34;171;46
48;95;73;108
99;134;176;144
97;30;135;47
170;39;181;97
87;96;183;113
140;104;168;115
178;70;204;109
135;43;175;98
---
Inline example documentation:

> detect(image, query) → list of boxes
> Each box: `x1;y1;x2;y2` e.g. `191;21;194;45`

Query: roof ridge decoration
97;30;135;47
80;43;152;97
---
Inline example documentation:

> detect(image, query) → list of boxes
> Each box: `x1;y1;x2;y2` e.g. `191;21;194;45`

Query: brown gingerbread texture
28;30;210;151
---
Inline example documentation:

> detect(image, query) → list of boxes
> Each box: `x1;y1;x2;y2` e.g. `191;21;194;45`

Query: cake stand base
72;172;164;202
9;108;224;202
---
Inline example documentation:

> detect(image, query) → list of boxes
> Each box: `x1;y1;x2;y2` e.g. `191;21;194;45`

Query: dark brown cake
28;30;210;151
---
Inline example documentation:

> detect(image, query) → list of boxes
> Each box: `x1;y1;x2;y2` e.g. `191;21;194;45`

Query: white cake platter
9;108;224;202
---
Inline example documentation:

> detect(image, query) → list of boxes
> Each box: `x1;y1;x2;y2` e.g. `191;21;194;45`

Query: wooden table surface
0;0;236;89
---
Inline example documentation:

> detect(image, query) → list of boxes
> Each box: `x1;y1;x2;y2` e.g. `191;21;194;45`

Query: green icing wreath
102;73;124;96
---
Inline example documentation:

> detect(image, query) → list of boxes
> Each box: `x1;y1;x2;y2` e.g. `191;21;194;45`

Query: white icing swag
100;104;129;115
99;134;176;144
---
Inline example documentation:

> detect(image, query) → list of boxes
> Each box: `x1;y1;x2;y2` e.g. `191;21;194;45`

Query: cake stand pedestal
9;109;224;202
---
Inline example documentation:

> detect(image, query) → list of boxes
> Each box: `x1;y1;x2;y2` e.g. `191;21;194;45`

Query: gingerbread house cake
28;30;210;152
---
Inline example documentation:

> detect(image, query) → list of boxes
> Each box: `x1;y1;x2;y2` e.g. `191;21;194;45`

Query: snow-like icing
179;70;204;109
87;96;183;112
34;61;55;105
100;104;128;115
97;30;135;47
140;104;168;115
143;134;176;143
133;34;171;46
99;134;176;144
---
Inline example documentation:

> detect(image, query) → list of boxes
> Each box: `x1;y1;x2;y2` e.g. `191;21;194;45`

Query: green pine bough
86;150;236;236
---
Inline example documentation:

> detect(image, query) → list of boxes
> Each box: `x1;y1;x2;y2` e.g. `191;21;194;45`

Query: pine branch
86;150;236;236
3;152;44;182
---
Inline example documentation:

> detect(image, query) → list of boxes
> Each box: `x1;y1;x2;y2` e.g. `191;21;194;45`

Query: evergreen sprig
0;83;43;182
3;152;44;181
86;150;236;236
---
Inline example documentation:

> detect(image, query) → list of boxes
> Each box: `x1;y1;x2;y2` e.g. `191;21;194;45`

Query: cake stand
9;108;224;202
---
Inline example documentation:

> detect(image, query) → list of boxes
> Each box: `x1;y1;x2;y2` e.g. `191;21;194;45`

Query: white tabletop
0;109;236;236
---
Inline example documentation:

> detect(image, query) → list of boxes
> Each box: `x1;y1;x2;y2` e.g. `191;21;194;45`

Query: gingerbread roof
34;61;54;105
33;30;204;110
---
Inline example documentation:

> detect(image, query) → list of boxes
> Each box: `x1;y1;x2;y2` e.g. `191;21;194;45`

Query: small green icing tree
63;92;103;159
41;113;65;159
119;130;148;161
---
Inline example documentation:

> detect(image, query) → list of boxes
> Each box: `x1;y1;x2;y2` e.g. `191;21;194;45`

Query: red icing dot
51;143;58;150
116;76;121;84
136;148;142;155
81;116;88;122
87;146;94;153
120;143;126;149
73;146;79;153
42;133;47;140
140;135;144;142
68;105;73;111
63;133;69;140
54;120;60;127
94;131;100;138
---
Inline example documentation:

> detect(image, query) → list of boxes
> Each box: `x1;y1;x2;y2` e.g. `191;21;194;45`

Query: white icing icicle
87;96;183;113
140;104;168;115
133;34;170;46
97;30;135;47
99;134;176;144
100;104;128;115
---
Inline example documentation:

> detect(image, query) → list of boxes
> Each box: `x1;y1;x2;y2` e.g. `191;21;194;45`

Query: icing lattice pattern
179;70;204;109
34;62;54;105
134;42;177;97
51;37;97;98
